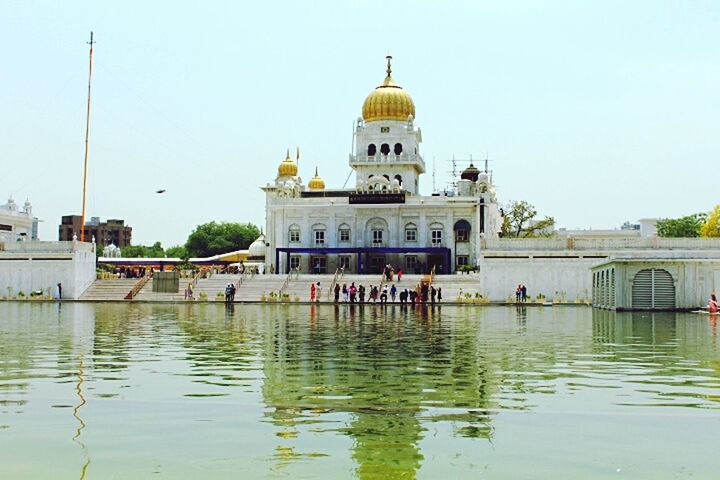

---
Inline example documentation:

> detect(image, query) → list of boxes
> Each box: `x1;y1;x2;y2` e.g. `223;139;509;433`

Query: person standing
359;284;366;303
515;285;522;303
349;283;357;303
430;286;436;304
310;283;316;302
521;285;527;303
390;284;397;303
57;282;63;300
315;282;321;302
334;283;341;303
380;286;388;304
342;283;349;302
437;287;442;303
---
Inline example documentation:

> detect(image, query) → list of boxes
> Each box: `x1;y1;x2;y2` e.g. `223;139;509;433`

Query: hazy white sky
2;1;719;246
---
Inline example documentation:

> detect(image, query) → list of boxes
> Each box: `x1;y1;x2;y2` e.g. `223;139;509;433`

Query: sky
2;1;719;246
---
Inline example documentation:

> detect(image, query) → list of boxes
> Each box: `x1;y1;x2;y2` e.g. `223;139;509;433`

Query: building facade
0;197;38;243
59;215;132;247
262;57;502;274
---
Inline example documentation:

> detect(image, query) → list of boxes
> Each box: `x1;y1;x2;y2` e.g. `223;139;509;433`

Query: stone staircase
79;279;139;301
430;274;483;301
77;273;486;303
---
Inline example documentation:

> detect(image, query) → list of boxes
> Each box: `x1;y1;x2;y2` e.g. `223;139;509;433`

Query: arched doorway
631;268;676;309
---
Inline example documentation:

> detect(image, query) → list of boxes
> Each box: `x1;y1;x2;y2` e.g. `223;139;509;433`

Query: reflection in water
0;304;719;479
261;304;497;479
72;356;90;480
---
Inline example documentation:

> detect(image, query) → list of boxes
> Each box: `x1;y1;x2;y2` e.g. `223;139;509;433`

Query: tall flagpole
80;31;95;242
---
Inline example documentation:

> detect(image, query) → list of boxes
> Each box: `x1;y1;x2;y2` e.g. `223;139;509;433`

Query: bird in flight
155;189;166;194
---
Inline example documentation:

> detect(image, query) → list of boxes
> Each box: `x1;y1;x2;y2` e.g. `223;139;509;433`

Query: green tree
95;243;105;257
165;245;189;259
656;213;707;238
700;205;720;237
185;222;260;257
501;200;555;238
121;241;166;258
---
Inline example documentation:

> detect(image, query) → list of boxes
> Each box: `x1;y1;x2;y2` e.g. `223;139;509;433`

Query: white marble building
0;196;38;243
262;56;502;274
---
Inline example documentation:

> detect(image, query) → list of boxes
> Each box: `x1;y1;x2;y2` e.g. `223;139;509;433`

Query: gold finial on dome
362;55;415;122
277;148;298;177
308;166;325;190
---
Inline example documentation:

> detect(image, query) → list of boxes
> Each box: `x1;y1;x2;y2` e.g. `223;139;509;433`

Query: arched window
288;224;300;243
382;174;390;181
454;219;471;242
380;143;390;155
394;174;402;186
338;223;351;243
311;223;327;246
429;222;444;245
404;222;417;242
368;144;376;156
394;143;403;155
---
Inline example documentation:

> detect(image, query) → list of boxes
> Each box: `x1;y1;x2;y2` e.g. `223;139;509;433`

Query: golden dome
308;167;325;190
277;149;298;177
362;55;416;123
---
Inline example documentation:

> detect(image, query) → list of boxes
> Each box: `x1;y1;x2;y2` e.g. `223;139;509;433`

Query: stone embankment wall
0;241;96;299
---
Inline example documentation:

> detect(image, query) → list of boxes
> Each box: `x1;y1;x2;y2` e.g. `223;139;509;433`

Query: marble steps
79;279;140;300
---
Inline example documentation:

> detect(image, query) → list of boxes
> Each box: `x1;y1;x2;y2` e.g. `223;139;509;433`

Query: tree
700;205;720;237
656;213;707;238
121;241;165;258
165;245;189;259
95;243;104;257
501;200;555;238
185;222;260;258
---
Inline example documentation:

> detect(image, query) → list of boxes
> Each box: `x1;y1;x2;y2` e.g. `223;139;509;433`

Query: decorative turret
277;149;298;177
248;233;266;261
460;163;480;182
307;167;326;190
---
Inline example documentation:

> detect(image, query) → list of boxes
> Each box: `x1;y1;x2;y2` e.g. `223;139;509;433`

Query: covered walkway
274;246;452;274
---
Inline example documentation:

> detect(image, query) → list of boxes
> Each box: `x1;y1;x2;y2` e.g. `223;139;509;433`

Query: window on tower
380;143;390;155
380;126;390;133
394;143;403;155
367;144;376;156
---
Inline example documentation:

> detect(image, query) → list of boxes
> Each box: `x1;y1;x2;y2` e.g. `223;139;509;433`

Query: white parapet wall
478;255;601;301
0;241;96;300
477;237;720;302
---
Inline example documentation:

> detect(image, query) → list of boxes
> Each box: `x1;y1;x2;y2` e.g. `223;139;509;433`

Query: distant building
555;219;658;239
58;215;132;247
0;196;39;243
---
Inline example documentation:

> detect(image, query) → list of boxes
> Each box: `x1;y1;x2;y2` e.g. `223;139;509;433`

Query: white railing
327;268;341;301
350;153;426;170
483;237;720;251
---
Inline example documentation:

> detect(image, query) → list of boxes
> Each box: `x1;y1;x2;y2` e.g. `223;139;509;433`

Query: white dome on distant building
248;233;266;260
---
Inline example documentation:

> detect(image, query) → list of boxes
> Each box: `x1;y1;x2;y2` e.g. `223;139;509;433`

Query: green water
1;303;719;479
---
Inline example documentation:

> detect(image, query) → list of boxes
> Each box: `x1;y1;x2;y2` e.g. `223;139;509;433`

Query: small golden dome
362;55;416;123
308;167;325;190
277;149;298;177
